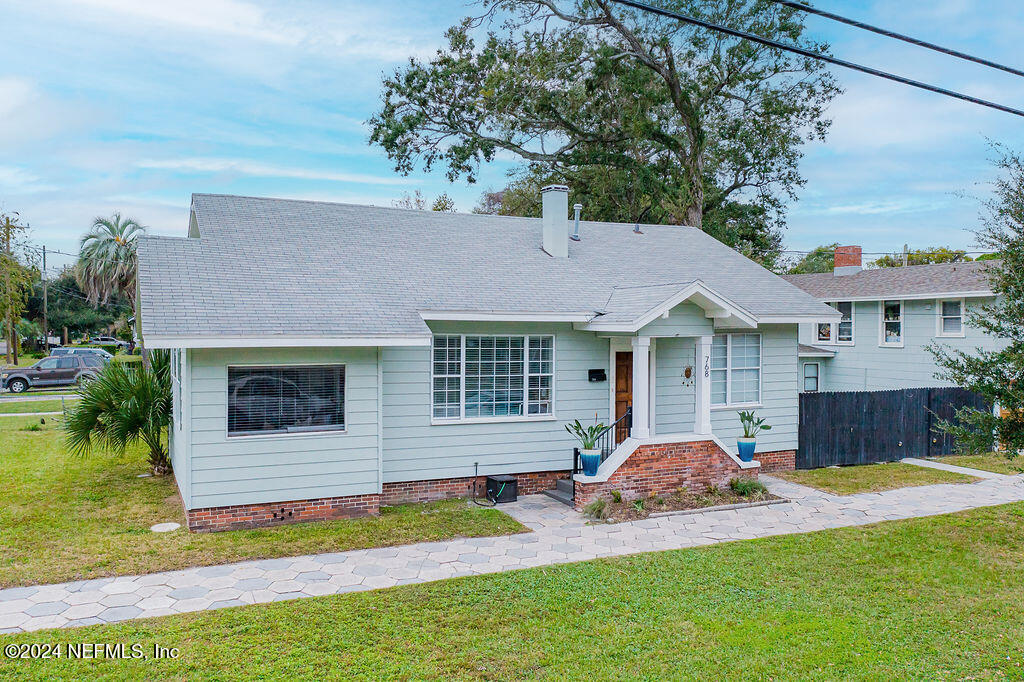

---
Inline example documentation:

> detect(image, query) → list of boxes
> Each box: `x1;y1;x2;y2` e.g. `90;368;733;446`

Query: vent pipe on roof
570;203;582;241
541;185;569;257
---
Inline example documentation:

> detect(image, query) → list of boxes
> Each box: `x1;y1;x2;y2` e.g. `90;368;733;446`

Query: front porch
563;332;762;510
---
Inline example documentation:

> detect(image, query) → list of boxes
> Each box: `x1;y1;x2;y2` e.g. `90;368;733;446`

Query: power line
609;0;1024;118
769;0;1024;79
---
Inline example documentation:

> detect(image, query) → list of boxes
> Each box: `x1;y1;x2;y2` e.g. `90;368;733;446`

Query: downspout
377;347;384;495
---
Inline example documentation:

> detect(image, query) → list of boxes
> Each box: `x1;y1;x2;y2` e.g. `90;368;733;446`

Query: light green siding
638;301;715;337
186;347;380;510
802;297;1001;392
654;337;696;434
381;322;609;483
711;325;799;454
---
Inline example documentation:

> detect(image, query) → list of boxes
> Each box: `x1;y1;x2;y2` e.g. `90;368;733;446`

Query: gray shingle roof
137;194;837;341
782;261;996;301
798;344;836;357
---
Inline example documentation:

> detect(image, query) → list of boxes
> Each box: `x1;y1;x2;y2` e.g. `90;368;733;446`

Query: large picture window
227;365;345;437
710;333;761;407
432;335;554;420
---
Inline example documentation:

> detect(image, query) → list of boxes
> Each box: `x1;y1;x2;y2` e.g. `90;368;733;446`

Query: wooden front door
614;352;633;445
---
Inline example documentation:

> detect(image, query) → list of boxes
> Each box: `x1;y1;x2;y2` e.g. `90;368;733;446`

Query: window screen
711;334;761;406
940;300;963;335
803;363;819;392
227;365;345;436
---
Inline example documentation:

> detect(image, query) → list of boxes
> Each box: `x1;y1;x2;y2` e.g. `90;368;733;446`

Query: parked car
88;335;129;349
2;354;104;393
50;347;114;361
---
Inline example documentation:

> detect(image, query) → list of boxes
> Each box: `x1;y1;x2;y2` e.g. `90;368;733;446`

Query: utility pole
42;245;49;354
2;215;12;366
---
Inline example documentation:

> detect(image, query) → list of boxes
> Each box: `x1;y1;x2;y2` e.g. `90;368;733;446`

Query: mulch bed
586;486;781;523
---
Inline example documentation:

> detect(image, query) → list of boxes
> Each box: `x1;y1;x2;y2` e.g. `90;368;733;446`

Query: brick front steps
573;438;762;511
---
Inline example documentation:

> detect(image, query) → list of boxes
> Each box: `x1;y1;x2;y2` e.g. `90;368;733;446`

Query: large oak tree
370;0;840;246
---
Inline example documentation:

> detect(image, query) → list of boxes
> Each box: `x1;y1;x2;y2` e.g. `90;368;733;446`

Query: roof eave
144;334;432;349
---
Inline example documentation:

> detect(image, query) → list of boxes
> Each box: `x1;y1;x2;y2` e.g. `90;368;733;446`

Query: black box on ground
485;475;518;503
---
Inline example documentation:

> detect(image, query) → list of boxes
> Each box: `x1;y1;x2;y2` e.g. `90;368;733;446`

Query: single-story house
783;246;1001;393
137;188;839;531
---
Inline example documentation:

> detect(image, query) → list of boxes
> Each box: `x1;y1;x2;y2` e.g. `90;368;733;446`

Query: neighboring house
136;188;838;530
783;246;1000;393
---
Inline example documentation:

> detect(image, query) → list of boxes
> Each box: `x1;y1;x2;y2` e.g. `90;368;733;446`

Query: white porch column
631;336;651;439
694;335;713;435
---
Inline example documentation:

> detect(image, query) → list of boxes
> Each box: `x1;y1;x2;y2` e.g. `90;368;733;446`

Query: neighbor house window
710;333;761;407
431;335;554;420
937;299;965;337
880;300;903;346
817;302;853;344
227;365;345;437
803;362;819;392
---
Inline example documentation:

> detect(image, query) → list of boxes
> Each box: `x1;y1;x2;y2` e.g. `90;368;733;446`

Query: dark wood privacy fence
797;387;989;469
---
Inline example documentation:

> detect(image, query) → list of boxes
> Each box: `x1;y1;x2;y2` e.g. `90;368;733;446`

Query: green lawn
2;503;1023;680
0;416;524;587
0;399;75;414
775;461;978;495
931;452;1024;476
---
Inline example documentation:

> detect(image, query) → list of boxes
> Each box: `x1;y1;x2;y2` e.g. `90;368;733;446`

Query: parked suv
2;355;103;393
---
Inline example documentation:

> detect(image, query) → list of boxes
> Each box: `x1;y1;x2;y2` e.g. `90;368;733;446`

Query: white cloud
135;157;414;186
0;166;56;194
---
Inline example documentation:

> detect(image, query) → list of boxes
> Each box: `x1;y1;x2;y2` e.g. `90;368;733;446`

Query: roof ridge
191;193;700;231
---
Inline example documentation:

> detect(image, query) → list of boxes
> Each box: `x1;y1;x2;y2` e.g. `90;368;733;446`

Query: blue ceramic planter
580;450;601;476
737;438;756;462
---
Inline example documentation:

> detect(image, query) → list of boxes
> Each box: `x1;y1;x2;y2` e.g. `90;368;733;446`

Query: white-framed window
817;301;853;344
710;333;761;407
936;298;966;338
226;365;345;437
879;300;904;347
803;362;819;392
431;334;554;421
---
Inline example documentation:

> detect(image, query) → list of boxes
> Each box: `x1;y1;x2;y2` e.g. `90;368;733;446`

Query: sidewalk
2;473;1022;634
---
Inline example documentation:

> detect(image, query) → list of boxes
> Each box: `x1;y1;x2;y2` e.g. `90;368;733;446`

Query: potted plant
737;410;771;462
565;419;606;476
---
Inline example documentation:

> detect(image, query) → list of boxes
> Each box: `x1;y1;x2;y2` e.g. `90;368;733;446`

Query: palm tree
75;213;146;307
64;352;172;474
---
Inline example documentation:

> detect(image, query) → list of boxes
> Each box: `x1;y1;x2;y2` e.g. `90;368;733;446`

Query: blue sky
2;0;1022;272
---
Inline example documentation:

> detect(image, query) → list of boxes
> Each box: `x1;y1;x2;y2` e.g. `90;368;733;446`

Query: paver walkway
902;456;1010;480
2;473;1023;634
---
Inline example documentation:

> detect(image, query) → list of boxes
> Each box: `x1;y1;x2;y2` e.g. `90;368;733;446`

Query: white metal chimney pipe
570;203;583;241
541;185;569;257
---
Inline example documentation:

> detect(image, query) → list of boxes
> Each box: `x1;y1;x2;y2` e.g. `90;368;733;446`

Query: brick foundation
755;449;796;473
187;470;569;532
573;440;756;511
187;494;380;532
381;470;569;505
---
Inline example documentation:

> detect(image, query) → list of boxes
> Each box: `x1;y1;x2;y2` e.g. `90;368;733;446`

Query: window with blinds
432;335;554;420
227;365;345;437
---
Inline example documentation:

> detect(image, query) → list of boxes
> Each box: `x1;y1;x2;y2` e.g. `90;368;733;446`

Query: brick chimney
834;245;862;276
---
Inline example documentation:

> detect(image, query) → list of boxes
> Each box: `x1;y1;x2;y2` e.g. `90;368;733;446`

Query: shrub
730;477;768;497
64;350;172;474
610;490;623;503
632;499;645;512
583;498;607;520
